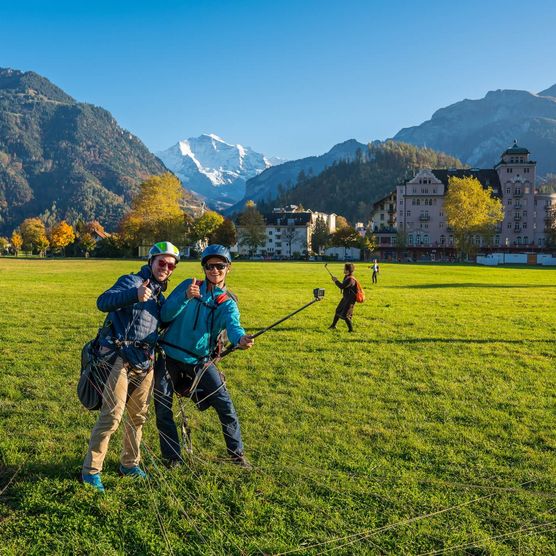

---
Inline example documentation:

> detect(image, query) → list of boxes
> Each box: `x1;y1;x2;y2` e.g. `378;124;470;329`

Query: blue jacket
160;278;245;365
97;265;166;370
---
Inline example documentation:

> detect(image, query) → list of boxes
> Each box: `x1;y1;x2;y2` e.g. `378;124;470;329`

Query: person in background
329;263;357;332
370;259;380;284
81;241;180;493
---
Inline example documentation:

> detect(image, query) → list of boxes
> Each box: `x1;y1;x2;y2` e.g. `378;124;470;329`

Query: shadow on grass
0;457;84;509
386;283;556;289
347;337;555;345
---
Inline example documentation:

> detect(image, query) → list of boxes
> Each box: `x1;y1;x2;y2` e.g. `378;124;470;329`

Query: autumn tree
20;217;49;256
335;215;350;229
238;201;266;256
311;216;330;255
10;231;22;256
211;218;237;248
330;225;361;259
49;220;76;255
120;173;188;248
0;236;9;255
188;211;224;246
444;176;504;259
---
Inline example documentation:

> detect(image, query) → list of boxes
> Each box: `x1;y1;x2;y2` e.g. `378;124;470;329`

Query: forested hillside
0;68;169;233
257;141;464;222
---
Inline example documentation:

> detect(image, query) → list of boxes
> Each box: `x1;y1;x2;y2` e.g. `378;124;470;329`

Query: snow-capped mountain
157;134;285;209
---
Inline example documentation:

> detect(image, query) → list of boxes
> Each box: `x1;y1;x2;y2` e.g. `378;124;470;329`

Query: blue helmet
148;241;180;263
201;244;231;265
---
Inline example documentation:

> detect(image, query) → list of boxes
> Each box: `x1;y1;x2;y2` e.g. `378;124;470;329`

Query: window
440;235;445;245
413;188;417;193
523;236;528;244
523;222;527;229
400;199;403;205
523;210;527;217
507;168;513;174
416;199;421;205
268;230;273;235
407;211;411;216
412;199;416;205
439;222;443;228
506;188;510;194
508;223;512;229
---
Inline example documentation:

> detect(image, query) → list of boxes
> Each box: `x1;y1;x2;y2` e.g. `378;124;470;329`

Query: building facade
235;207;337;258
394;142;555;251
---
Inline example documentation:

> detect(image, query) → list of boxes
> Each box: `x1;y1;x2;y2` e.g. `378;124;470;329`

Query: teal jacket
159;278;245;364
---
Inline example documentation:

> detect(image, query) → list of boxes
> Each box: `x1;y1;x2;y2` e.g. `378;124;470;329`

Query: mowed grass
0;258;555;555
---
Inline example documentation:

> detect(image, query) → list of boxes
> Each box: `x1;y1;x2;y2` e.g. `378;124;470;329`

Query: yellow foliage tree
10;231;23;255
49;221;76;254
444;176;504;258
120;173;188;248
20;217;50;256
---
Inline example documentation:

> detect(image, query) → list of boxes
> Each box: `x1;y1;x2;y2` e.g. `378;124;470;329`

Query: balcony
514;215;521;221
419;214;431;222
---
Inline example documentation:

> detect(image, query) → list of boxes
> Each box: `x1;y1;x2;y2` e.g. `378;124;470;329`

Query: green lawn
0;258;555;555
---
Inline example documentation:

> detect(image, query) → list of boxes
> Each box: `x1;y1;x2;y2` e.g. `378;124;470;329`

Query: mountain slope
394;86;556;175
255;141;464;223
0;67;169;233
227;139;367;214
157;134;284;209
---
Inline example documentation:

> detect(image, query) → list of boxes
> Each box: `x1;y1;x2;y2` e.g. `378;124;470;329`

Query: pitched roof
263;212;312;226
502;140;530;156
431;169;502;197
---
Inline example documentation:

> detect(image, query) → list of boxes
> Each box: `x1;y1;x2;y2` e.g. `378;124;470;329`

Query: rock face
157;134;284;210
0;67;168;233
394;86;556;175
226;139;367;214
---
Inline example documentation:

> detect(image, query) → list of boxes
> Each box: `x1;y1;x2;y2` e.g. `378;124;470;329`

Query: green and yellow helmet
148;241;180;263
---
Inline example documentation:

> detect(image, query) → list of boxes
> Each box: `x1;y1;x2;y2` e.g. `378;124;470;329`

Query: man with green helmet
81;241;179;493
155;244;254;468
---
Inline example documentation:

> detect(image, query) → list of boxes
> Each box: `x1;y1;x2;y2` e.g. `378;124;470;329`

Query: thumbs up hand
137;279;153;302
187;277;201;299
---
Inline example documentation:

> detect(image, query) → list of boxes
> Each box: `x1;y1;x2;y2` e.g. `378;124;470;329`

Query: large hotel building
371;142;555;258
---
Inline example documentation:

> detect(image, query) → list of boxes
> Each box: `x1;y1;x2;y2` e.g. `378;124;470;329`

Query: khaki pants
83;354;154;475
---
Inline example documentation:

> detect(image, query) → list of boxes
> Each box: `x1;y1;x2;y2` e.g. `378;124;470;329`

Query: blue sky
1;0;555;159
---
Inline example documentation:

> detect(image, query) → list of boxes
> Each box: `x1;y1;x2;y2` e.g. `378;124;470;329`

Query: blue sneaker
82;472;105;493
119;464;147;479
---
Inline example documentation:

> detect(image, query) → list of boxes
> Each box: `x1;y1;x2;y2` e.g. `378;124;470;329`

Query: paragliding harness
157;282;236;455
77;319;117;410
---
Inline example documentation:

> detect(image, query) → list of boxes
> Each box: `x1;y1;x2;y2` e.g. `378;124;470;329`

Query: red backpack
354;278;365;303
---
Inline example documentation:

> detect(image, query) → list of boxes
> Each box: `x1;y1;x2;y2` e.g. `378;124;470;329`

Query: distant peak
201;133;226;143
538;84;556;98
0;67;74;103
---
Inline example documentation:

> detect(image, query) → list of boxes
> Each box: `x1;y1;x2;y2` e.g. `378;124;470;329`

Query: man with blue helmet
155;244;254;468
81;241;179;492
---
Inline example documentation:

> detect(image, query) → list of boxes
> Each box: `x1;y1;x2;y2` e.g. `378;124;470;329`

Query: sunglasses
203;262;228;271
157;259;176;271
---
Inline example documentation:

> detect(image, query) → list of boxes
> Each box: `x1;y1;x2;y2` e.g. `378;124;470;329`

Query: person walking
154;244;254;468
370;259;379;284
329;263;357;332
81;241;180;493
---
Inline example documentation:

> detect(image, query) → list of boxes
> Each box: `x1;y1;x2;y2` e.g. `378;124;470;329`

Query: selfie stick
218;288;326;359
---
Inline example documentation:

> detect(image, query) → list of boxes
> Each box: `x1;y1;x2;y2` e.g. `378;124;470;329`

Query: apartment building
235;207;337;258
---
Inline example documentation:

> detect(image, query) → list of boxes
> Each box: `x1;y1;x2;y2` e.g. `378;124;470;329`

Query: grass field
0;258;555;555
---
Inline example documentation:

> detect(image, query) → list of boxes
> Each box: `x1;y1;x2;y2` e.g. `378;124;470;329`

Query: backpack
77;321;115;410
354;278;365;303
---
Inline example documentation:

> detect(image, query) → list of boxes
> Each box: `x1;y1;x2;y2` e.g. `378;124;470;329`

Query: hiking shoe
82;472;105;493
328;326;336;330
230;454;253;470
119;464;147;479
164;458;183;469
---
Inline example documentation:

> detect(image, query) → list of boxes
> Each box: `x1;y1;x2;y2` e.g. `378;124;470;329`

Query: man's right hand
187;277;201;299
137;279;152;302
